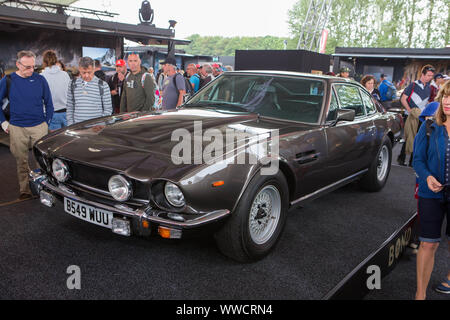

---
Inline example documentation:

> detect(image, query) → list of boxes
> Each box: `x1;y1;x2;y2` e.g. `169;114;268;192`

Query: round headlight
164;182;185;208
52;158;69;182
108;175;132;202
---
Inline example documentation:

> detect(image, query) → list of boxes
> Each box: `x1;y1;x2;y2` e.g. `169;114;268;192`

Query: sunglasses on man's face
127;52;140;58
18;61;35;70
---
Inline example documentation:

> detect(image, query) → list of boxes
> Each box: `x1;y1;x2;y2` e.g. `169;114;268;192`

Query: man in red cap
212;63;223;78
108;59;127;114
116;59;126;67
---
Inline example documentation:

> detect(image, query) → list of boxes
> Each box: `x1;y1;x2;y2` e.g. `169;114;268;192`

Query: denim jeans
49;112;67;131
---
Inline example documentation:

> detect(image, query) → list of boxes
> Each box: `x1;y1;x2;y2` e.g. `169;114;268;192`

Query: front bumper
29;169;231;238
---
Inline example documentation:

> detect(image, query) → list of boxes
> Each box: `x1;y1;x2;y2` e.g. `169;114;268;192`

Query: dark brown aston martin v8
29;71;402;262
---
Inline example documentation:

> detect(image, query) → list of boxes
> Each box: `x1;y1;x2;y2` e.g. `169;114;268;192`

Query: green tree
184;35;291;56
446;2;450;45
286;0;449;53
405;0;418;48
425;0;435;47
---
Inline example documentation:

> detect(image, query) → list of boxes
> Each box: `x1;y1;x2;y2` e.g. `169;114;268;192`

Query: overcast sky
74;0;299;39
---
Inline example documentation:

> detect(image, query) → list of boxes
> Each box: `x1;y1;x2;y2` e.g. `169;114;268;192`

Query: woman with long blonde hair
413;79;450;299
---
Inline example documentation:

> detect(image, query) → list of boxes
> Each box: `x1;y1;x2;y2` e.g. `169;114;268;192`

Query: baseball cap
340;66;350;73
434;73;444;80
160;56;177;66
115;59;126;67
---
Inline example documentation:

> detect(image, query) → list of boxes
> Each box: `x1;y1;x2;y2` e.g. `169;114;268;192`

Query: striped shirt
403;80;431;112
66;76;112;125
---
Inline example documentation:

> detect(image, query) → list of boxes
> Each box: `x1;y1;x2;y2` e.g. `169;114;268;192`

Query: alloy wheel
249;185;281;245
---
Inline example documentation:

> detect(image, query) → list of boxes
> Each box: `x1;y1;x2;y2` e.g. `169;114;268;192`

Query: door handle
368;126;377;135
295;151;320;165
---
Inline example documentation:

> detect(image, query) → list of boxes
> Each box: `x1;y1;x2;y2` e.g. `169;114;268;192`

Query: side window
361;90;376;114
335;85;366;117
326;90;339;121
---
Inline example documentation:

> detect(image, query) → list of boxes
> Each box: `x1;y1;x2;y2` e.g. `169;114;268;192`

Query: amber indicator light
212;181;225;187
158;227;171;239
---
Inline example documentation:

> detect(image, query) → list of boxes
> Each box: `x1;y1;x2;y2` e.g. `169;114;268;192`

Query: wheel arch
386;130;394;146
231;159;295;213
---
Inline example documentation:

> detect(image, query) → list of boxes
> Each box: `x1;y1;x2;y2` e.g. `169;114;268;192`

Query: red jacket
429;82;439;102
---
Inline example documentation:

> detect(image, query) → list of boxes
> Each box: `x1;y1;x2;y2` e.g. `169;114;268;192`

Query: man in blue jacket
0;51;53;200
378;74;396;108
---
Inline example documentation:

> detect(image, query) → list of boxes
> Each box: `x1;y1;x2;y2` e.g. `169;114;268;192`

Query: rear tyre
214;171;289;262
360;137;392;192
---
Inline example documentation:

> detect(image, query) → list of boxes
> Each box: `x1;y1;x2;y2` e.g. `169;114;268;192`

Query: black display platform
0;144;431;299
325;212;418;299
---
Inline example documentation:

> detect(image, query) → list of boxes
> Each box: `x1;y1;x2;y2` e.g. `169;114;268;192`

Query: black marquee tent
0;0;190;72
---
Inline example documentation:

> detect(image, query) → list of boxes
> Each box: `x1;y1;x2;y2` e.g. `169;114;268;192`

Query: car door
324;84;375;182
359;88;380;160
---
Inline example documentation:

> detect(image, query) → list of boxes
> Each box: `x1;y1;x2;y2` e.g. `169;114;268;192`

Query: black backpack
173;73;195;98
1;74;12;121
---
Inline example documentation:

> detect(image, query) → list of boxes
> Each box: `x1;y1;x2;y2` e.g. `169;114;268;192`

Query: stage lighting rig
168;20;177;29
139;1;154;25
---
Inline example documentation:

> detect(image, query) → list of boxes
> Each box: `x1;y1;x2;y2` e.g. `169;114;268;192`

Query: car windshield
185;74;325;124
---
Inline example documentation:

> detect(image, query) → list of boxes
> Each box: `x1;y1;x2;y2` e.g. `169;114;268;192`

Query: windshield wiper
183;102;217;108
213;104;251;112
184;102;250;112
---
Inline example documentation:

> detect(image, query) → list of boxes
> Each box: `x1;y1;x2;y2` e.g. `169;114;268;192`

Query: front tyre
360;136;392;192
214;171;289;262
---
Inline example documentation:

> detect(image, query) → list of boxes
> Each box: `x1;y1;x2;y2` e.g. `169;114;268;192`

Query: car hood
36;108;312;180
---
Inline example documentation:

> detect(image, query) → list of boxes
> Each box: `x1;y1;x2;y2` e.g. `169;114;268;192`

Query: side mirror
335;109;355;123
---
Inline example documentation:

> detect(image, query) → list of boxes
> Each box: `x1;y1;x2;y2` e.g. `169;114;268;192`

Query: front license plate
64;198;113;229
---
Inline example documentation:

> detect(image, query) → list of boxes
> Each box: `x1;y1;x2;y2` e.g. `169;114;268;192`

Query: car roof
222;70;367;92
225;70;354;82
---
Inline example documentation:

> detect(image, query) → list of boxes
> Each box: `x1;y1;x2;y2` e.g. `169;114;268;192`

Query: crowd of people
0;49;234;201
154;58;233;109
348;66;450;170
